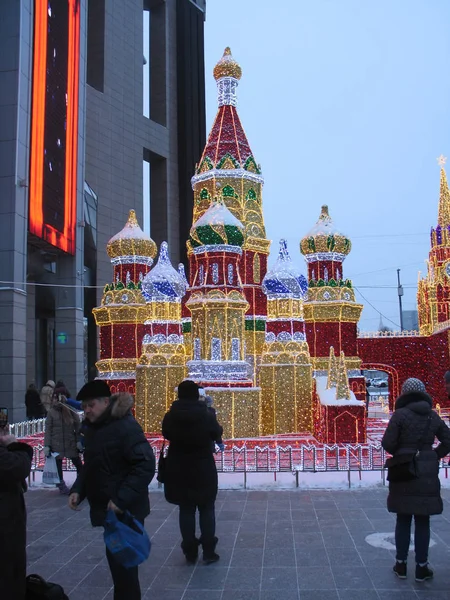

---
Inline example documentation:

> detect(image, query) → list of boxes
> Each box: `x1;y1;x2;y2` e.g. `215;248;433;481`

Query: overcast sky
203;0;450;331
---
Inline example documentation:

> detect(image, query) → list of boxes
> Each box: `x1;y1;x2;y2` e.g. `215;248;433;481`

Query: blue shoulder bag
103;509;151;568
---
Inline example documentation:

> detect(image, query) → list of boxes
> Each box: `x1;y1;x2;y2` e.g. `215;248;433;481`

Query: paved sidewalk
25;487;450;600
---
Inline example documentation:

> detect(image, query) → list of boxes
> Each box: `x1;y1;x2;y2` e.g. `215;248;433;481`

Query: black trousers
179;502;216;550
56;455;83;482
106;548;141;600
0;506;26;600
395;513;430;564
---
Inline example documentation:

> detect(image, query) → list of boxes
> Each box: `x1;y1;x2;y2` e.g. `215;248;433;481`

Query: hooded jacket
40;381;55;413
44;399;81;458
162;399;223;506
71;393;155;526
382;390;450;515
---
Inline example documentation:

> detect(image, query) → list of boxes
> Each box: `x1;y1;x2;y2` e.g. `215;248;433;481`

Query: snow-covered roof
315;376;364;406
193;202;244;230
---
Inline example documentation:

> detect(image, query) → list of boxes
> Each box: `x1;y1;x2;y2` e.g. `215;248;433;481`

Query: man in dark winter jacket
69;380;155;600
0;429;33;600
162;380;223;565
382;377;450;582
25;383;45;419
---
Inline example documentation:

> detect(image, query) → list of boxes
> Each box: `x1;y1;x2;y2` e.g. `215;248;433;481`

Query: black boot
415;563;433;582
181;539;200;564
202;536;219;565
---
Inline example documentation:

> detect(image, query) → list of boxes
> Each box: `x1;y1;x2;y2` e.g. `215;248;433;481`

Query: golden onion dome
106;210;157;260
300;205;352;256
213;47;242;81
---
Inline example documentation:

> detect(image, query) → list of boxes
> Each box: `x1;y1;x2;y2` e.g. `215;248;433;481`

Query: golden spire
326;346;338;389
213;47;242;81
127;209;139;226
335;351;351;400
437;156;450;227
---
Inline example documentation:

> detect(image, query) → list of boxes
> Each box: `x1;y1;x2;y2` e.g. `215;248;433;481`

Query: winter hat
76;380;111;401
401;378;426;395
444;371;450;383
177;380;200;401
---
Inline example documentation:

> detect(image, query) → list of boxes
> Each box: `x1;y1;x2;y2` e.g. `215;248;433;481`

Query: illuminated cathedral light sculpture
93;210;157;392
135;241;187;432
418;156;450;334
259;240;313;434
191;47;271;372
186;200;261;438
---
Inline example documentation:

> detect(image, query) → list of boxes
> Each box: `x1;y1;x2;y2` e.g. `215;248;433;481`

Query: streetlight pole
397;268;404;331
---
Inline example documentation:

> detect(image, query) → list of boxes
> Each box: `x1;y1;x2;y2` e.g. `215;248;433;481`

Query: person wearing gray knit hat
382;373;450;582
401;378;426;395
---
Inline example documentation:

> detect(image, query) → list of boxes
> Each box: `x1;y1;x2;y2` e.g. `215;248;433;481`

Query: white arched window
212;263;219;284
194;338;201;360
227;263;233;285
211;338;221;360
231;338;240;360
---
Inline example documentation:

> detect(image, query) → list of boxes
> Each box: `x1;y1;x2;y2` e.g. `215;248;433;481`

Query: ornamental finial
437;155;447;168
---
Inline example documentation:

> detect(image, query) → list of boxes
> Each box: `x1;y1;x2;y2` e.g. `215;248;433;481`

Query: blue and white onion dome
262;239;308;299
141;241;187;302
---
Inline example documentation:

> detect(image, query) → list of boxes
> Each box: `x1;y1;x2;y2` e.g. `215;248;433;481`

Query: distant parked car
372;378;388;388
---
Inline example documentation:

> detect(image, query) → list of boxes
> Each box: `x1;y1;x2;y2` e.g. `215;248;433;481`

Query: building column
55;254;85;398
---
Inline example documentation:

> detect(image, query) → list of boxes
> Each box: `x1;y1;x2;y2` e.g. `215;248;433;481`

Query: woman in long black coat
382;378;450;582
162;380;223;565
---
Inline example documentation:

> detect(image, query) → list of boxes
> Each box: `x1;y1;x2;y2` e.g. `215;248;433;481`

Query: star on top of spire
437;154;447;168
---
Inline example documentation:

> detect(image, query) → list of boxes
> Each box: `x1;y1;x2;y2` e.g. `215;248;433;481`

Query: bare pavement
25;487;450;600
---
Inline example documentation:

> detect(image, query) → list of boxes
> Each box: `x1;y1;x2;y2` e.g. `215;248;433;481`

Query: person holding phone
0;408;33;599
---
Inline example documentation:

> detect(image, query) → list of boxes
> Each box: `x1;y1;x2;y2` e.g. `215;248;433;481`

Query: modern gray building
0;0;206;420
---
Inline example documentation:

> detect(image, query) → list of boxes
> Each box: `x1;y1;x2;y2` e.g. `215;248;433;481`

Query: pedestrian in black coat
0;431;33;600
382;377;450;582
162;380;223;564
69;381;155;600
25;383;44;419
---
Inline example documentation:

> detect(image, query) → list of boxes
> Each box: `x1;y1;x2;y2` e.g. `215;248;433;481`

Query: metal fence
13;419;449;489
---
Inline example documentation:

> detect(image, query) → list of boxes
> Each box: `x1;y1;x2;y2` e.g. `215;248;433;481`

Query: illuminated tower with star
418;156;450;334
189;48;271;373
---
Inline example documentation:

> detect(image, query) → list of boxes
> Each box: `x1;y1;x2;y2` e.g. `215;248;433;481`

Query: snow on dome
107;209;157;259
141;242;187;301
262;240;308;298
300;205;351;256
193;201;244;230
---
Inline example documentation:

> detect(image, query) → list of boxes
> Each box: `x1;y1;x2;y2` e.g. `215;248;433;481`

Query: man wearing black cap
68;380;155;600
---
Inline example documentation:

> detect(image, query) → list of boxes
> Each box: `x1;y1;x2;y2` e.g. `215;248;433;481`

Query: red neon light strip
30;0;80;255
29;0;48;239
63;0;80;254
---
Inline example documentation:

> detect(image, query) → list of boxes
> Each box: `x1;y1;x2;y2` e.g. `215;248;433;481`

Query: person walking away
0;426;33;600
40;380;55;414
382;377;450;582
162;380;223;565
44;391;83;494
68;381;155;600
25;383;45;420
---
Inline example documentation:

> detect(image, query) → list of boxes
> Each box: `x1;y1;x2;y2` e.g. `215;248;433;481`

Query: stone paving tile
24;487;450;599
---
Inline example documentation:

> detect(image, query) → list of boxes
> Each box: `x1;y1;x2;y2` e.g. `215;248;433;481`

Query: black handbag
385;415;432;483
26;574;69;600
156;440;166;484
